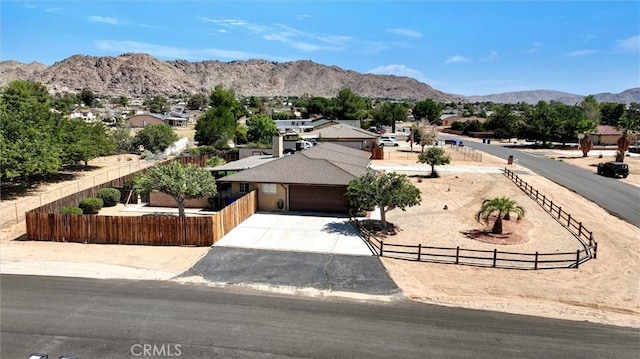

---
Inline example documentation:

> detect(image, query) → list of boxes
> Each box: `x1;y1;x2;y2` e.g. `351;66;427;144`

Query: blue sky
2;0;639;96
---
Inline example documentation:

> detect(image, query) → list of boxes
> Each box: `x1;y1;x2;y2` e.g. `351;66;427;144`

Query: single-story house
302;123;379;150
126;114;166;128
590;125;640;146
217;141;371;213
311;117;362;130
441;116;487;127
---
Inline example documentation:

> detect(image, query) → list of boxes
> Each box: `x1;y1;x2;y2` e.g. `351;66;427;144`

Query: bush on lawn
60;206;83;215
79;197;104;214
97;187;121;207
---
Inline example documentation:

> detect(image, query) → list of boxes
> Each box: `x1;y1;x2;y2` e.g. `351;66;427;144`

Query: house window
239;183;250;193
262;183;277;194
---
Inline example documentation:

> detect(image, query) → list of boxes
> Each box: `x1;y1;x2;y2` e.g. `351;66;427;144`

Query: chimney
272;135;283;158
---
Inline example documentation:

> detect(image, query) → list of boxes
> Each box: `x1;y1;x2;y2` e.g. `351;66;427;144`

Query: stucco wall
149;191;211;208
257;183;288;212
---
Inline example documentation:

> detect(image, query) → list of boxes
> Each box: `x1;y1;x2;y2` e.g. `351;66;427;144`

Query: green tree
372;102;407;132
347;171;421;227
187;93;208;110
195;85;243;146
246;114;279;144
80;88;95;107
111;123;135;154
407;123;436;151
133;123;178;153
117;95;129;107
332;88;369;122
485;104;517;139
205;156;227;167
475;197;525;234
615;103;640;162
145;95;170;114
417;146;451;177
413;99;442;123
600;102;626;126
518;101;564;145
133;161;217;217
60;119;116;166
52;92;79;112
0;80;64;181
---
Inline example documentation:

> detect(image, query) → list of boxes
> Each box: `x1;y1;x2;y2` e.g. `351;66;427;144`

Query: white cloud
480;50;499;62
367;64;427;82
387;28;422;38
93;40;290;62
296;14;311;20
88;16;122;25
616;34;640;52
445;55;471;64
522;42;543;54
199;17;349;52
45;7;61;13
564;49;596;57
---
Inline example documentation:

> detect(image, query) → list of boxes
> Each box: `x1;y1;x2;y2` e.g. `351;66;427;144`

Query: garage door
289;185;349;213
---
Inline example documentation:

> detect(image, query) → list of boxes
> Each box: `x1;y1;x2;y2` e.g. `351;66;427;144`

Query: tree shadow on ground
322;221;359;236
358;219;401;239
0;165;103;201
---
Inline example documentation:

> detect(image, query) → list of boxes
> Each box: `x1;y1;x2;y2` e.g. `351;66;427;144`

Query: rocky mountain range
0;53;458;102
1;53;638;105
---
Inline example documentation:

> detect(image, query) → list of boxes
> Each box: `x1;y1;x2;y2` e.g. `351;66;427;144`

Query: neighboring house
69;108;98;122
302;123;379;150
441;116;487;127
310;117;361;130
274;118;314;132
590;125;640;146
217;141;371;213
126;114;166;128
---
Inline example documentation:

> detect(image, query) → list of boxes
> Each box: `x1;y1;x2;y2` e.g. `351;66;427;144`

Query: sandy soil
376;146;640;328
1;145;638;328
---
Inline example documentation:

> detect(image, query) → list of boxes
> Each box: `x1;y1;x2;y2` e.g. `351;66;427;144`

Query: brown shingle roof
218;142;371;185
309;123;379;139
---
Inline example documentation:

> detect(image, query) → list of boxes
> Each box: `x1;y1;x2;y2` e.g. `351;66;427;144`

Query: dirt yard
1;144;638;328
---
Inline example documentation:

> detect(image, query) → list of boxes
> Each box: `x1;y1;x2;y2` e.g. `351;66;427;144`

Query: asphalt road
186;246;399;295
439;134;640;227
2;275;639;359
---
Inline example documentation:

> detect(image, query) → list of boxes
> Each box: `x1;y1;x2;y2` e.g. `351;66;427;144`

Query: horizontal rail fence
447;143;483;162
352;219;590;270
503;167;597;262
25;190;258;246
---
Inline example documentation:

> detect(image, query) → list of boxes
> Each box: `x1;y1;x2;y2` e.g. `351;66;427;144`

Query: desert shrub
97;187;121;207
60;206;83;215
79;197;104;214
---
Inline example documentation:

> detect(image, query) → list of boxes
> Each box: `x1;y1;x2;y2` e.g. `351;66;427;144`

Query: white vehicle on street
377;135;399;147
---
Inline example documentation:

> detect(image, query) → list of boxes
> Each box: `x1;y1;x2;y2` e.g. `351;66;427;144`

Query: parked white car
377;135;399;147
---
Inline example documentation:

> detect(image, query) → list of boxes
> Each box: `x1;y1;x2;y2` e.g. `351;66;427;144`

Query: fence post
455;246;460;264
417;243;422;261
380;241;384;257
578;222;583;237
493;249;497;268
593;242;598;259
557;206;562;219
549;200;553;212
575;250;580;269
589;232;593;246
534;252;539;270
567;213;572;227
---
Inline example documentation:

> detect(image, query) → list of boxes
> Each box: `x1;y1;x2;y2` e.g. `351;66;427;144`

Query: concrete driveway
214;212;375;256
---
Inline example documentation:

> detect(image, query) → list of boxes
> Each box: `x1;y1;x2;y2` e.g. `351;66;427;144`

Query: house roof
306;123;378;140
217;142;371;185
595;125;622;136
207;155;277;171
126;114;166;128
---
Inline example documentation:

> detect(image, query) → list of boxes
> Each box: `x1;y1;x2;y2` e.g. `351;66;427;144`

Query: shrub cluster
60;206;83;215
97;187;121;207
79;197;104;214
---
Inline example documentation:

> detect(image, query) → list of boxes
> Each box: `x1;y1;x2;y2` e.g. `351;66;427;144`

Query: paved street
2;275;638;359
438;134;640;227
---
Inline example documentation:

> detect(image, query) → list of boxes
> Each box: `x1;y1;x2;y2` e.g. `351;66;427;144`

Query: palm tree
475;197;525;234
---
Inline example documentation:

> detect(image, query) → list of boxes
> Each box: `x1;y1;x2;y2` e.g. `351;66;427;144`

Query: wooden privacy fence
353;219;591;270
503;167;598;259
26;190;257;246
